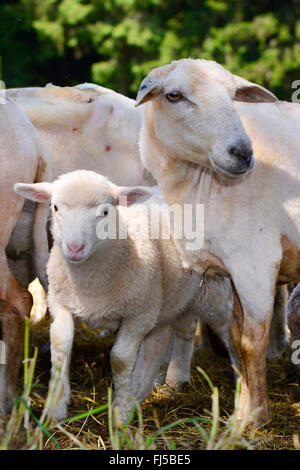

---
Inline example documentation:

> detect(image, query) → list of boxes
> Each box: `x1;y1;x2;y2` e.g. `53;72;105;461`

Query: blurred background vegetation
0;0;299;99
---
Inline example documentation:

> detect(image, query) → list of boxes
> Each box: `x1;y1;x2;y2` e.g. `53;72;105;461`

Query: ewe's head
14;170;152;264
136;59;277;179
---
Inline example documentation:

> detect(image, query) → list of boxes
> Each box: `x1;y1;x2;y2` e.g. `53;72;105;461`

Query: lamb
13;170;198;422
0;96;52;414
136;58;300;424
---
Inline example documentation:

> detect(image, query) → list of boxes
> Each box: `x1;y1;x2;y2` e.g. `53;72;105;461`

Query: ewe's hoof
236;404;272;426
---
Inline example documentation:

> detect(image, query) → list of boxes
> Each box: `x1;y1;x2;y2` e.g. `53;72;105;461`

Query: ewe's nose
67;242;85;255
229;144;253;164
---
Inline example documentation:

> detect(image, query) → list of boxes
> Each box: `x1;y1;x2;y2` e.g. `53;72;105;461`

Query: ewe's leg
230;278;274;424
111;317;156;424
132;324;174;402
32;202;50;290
0;256;32;415
287;284;300;375
49;306;74;422
0;191;33;414
0;297;31;415
267;285;288;359
165;310;198;388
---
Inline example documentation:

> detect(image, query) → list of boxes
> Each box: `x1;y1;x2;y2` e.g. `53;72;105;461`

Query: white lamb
13;170;203;422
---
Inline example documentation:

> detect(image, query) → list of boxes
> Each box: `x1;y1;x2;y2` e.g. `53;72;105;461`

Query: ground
21;315;300;450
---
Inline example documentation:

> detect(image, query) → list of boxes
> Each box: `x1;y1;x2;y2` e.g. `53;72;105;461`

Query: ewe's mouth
210;156;254;179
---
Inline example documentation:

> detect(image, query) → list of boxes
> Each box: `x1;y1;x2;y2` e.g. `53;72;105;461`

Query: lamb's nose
67;242;85;254
229;145;253;164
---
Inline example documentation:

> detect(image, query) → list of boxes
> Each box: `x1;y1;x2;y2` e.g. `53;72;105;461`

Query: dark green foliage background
1;0;299;99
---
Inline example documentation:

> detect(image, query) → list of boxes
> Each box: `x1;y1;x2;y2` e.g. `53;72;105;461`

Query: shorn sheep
7;84;154;186
0;96;52;414
136;58;300;424
14;170;237;424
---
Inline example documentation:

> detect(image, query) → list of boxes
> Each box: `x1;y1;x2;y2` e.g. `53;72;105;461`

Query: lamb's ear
233;75;278;103
112;186;153;206
14;182;53;203
135;77;163;107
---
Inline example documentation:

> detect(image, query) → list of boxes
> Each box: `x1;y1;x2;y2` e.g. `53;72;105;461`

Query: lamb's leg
133;324;174;402
110;317;155;424
287;284;300;375
165;309;198;388
49;305;74;422
195;276;238;371
267;285;288;359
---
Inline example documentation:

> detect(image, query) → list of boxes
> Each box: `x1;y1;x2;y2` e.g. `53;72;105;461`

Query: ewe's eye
165;91;182;103
53;205;59;212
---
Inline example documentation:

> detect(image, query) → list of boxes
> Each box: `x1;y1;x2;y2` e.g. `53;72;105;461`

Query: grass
0;313;299;450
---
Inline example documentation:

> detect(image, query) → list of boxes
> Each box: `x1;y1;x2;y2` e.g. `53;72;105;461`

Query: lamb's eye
165;91;182;102
53;205;59;212
103;209;109;216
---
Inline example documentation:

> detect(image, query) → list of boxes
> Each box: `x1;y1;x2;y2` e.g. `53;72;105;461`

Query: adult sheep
7;84;154;186
135;58;300;424
0;96;51;414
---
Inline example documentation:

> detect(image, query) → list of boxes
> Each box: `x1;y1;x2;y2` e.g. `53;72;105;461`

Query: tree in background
0;0;299;99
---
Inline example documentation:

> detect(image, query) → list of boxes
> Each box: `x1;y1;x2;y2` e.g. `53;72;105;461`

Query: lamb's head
14;170;152;264
136;58;277;179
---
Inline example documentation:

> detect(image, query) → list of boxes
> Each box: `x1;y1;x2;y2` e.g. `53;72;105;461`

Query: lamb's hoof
50;404;68;424
112;399;135;427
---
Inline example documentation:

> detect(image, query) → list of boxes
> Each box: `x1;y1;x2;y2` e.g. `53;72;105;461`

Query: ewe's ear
233;75;278;103
112;186;153;206
14;182;53;203
135;77;163;107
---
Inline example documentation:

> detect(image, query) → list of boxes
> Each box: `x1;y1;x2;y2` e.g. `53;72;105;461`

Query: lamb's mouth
66;255;87;264
210;156;254;179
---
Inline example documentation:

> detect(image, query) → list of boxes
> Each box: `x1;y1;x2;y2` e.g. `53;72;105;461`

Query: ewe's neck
156;155;215;207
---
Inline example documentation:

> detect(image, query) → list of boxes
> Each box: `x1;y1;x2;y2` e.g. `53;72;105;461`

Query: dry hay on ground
14;316;300;450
